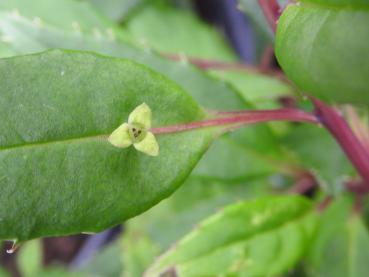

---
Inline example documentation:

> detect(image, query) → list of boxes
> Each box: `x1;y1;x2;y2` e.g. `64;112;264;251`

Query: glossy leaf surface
0;50;215;241
275;0;369;106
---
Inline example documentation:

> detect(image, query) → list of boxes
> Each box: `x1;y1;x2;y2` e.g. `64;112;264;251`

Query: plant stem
163;53;260;72
151;108;318;134
312;97;369;186
162;53;285;80
258;0;281;33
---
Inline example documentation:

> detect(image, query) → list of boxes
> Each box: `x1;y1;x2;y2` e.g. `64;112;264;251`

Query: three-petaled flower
108;103;159;156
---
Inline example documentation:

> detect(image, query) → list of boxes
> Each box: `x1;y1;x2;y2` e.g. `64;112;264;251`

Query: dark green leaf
146;196;315;277
275;0;369;106
0;50;215;242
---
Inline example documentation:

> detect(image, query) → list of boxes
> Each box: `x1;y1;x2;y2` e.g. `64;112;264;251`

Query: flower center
128;123;147;143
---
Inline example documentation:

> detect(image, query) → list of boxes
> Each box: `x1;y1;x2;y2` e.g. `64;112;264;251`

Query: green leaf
146;196;315;277
0;50;216;242
306;195;369;277
80;243;123;277
0;0;292;180
275;0;369;106
124;1;236;61
0;0;244;110
122;229;161;277
121;176;272;276
209;70;292;109
0;267;10;277
238;0;273;40
0;0;120;36
17;240;43;277
281;124;354;194
88;0;144;22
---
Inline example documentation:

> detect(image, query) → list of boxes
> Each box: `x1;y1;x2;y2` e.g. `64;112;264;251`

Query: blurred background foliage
0;0;366;276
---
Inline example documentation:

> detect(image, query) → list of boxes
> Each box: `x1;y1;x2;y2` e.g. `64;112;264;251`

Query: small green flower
108;103;159;156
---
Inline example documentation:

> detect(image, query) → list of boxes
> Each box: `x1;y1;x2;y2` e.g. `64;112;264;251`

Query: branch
151;108;318;134
312;97;369;186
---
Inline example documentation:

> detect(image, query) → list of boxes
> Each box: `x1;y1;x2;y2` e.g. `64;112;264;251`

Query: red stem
258;0;281;33
162;53;286;80
312;97;369;186
151;108;318;134
163;53;260;73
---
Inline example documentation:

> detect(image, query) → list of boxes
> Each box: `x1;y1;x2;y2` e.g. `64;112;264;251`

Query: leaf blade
0;50;215;241
146;195;315;277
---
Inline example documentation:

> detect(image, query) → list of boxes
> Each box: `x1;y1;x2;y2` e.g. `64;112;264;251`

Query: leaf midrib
0;134;108;152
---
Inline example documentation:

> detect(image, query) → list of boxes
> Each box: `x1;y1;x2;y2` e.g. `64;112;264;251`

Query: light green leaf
275;0;369;106
122;229;161;277
0;0;246;111
0;0;120;36
306;195;369;277
108;123;132;148
133;132;159;157
128;103;152;129
281;124;354;194
79;243;123;277
17;240;43;277
146;196;315;277
0;50;216;242
121;176;274;277
123;1;236;61
209;70;292;109
87;0;144;22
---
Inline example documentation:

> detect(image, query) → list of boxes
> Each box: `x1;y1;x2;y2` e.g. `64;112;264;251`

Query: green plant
0;0;368;276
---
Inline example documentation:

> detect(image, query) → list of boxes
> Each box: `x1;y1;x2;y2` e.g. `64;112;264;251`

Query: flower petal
108;123;132;148
133;132;159;156
128;102;151;129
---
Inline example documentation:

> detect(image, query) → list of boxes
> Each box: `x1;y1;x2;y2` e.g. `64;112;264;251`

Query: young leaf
0;50;216;242
146;196;315;277
275;0;369;106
